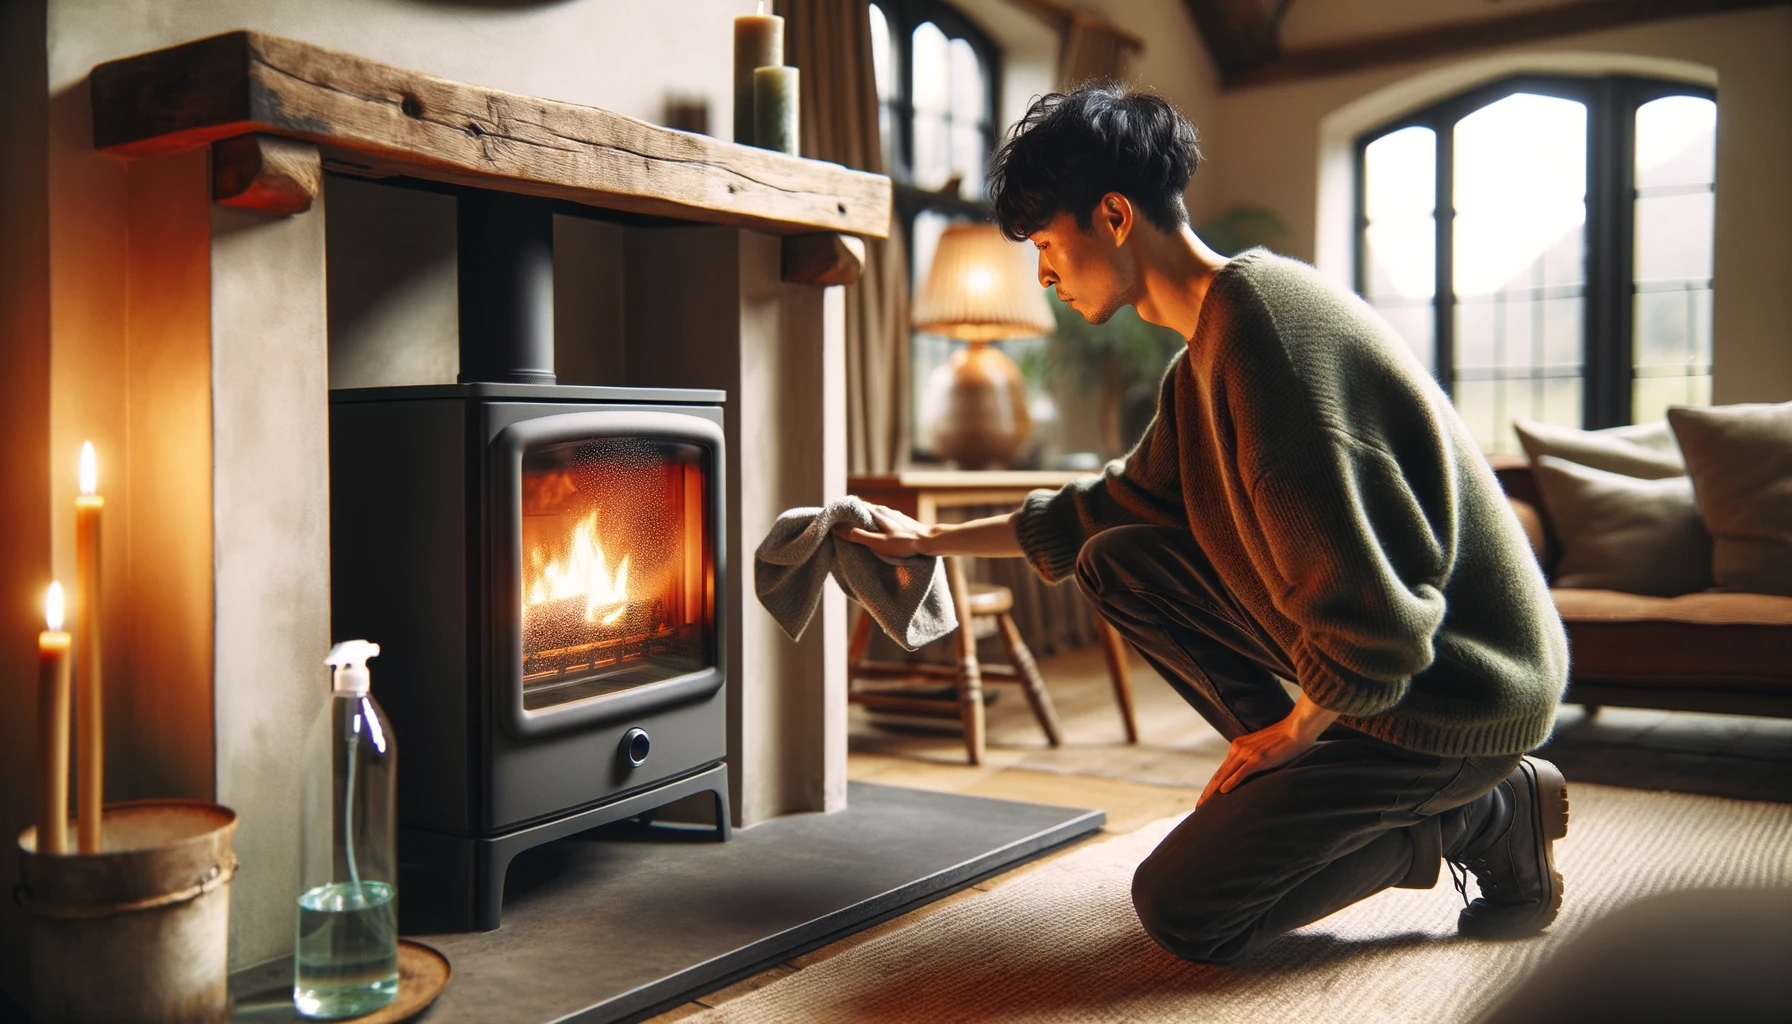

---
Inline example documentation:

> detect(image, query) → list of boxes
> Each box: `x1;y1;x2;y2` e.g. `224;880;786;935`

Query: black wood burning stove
329;192;730;933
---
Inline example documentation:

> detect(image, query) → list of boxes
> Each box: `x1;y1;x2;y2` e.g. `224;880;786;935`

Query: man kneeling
837;86;1570;963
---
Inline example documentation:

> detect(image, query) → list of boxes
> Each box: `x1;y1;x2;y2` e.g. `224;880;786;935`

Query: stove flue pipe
458;191;556;385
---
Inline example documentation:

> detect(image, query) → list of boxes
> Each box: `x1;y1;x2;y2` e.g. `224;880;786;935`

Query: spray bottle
295;640;399;1019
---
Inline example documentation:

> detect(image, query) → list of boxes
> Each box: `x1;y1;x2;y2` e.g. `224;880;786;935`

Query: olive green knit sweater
1015;251;1567;757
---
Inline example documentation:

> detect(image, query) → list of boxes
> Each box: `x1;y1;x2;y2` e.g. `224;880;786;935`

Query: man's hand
1199;695;1340;805
833;503;936;558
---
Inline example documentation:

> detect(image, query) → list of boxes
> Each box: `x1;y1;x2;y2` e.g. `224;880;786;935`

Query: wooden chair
848;582;1141;763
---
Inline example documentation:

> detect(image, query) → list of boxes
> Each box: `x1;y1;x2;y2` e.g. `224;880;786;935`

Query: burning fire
526;511;631;626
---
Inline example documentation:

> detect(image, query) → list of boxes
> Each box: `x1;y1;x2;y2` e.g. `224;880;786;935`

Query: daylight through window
1357;76;1717;453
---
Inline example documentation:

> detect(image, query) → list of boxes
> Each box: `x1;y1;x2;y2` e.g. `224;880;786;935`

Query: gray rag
754;496;957;651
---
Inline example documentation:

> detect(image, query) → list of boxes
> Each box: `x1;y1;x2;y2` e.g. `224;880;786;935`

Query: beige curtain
1058;12;1133;88
778;0;911;474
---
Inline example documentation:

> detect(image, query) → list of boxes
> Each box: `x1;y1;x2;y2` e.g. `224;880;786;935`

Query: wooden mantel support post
781;233;865;287
212;134;322;216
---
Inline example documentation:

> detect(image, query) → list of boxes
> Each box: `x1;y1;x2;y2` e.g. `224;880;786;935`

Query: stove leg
708;778;733;841
475;841;520;933
400;763;733;933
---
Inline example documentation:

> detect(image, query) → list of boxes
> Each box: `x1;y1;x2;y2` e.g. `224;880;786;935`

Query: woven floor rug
683;784;1792;1023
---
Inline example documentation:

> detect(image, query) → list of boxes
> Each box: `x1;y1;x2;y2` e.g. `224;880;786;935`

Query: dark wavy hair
988;85;1201;241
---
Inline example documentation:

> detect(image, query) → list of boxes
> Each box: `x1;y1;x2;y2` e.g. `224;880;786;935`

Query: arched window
869;0;1000;201
869;0;1003;456
1357;76;1716;452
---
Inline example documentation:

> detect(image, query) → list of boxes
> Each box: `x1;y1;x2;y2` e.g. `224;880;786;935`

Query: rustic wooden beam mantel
90;30;891;238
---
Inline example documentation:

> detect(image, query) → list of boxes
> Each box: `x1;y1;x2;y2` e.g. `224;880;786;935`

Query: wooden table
847;470;1140;764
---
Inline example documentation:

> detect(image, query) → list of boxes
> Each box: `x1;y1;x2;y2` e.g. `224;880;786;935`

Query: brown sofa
1491;453;1792;718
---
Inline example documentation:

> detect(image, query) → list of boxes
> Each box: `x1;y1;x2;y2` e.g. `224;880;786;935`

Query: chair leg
1094;612;1140;744
996;612;1063;746
945;555;986;765
847;605;874;666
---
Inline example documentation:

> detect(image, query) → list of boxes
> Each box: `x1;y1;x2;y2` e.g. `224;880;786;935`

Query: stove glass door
518;436;711;710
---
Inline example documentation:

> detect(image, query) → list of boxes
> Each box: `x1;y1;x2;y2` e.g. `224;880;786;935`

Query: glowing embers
527;510;631;627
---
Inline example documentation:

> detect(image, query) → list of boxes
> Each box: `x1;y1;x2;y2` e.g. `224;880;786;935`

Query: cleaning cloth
754;496;957;651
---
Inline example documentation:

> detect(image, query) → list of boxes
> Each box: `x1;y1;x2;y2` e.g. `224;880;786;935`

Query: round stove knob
621;727;651;767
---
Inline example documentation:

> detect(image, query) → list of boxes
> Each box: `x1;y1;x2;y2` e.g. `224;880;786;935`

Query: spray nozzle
326;639;381;693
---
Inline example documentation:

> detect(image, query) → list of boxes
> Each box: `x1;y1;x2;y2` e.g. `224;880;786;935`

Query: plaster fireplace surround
71;24;886;970
2;17;1102;1019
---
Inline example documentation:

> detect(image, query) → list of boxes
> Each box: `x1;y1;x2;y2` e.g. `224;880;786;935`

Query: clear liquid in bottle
294;880;399;1018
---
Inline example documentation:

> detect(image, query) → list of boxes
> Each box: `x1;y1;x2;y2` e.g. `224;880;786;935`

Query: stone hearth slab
229;782;1103;1023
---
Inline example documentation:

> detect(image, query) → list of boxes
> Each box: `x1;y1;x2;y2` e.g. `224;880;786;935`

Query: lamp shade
912;223;1054;341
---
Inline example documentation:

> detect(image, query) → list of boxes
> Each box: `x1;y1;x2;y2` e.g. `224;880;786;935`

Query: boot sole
1524;755;1569;930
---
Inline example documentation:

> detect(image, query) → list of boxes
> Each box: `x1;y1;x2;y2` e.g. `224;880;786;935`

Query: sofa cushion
1515;417;1684;479
1552;588;1792;688
1530;455;1710;595
1668;402;1792;597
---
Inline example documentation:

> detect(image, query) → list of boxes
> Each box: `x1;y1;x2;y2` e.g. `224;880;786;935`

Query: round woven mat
345;941;452;1024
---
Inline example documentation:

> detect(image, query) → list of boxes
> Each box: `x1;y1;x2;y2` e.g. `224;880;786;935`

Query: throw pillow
1668;402;1792;597
1514;417;1684;479
1529;454;1711;596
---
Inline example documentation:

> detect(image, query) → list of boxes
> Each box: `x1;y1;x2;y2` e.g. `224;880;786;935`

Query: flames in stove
516;442;709;690
526;511;631;626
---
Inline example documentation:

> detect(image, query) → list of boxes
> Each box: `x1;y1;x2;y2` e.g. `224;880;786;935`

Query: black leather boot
1449;756;1569;940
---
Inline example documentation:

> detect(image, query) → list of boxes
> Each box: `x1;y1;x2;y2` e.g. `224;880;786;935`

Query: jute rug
683;784;1792;1023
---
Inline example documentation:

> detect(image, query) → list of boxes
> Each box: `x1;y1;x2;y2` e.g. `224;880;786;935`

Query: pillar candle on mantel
74;441;104;853
753;65;800;156
37;582;72;856
733;2;784;146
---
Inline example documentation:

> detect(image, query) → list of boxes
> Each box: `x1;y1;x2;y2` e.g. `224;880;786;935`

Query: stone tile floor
646;644;1792;1021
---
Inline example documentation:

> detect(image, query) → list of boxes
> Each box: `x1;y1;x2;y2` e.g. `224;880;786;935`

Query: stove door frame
490;409;726;740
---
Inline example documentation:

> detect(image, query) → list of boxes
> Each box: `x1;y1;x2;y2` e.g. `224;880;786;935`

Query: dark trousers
1077;526;1519;964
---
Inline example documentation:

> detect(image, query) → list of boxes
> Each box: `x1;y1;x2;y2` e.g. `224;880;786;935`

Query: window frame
1353;74;1716;429
872;0;1003;216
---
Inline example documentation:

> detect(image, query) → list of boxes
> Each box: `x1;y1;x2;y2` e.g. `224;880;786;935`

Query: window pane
912;111;950;191
1635;95;1716;190
1362;126;1437;370
1452;93;1587;452
1635;191;1714;283
912;22;949;114
1633;95;1715;421
868;4;892;104
878;104;894;177
949;38;983;123
948;38;986;199
950;124;984;198
910;22;951;190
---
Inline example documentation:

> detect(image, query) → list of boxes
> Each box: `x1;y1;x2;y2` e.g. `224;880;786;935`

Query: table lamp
913;223;1055;468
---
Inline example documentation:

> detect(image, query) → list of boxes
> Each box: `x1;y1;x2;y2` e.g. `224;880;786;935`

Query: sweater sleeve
1012;356;1192;583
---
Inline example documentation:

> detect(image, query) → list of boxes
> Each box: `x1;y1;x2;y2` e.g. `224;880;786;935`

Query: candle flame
757;0;766;13
78;441;97;497
45;581;64;632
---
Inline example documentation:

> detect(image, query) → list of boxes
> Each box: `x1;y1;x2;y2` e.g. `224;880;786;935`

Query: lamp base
927;342;1033;469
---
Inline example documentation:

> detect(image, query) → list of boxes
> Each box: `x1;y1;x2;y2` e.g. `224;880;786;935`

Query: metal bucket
17;800;238;1024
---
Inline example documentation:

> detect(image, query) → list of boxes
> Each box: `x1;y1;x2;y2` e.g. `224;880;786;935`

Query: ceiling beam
1007;0;1146;54
1227;0;1789;90
1181;0;1281;77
